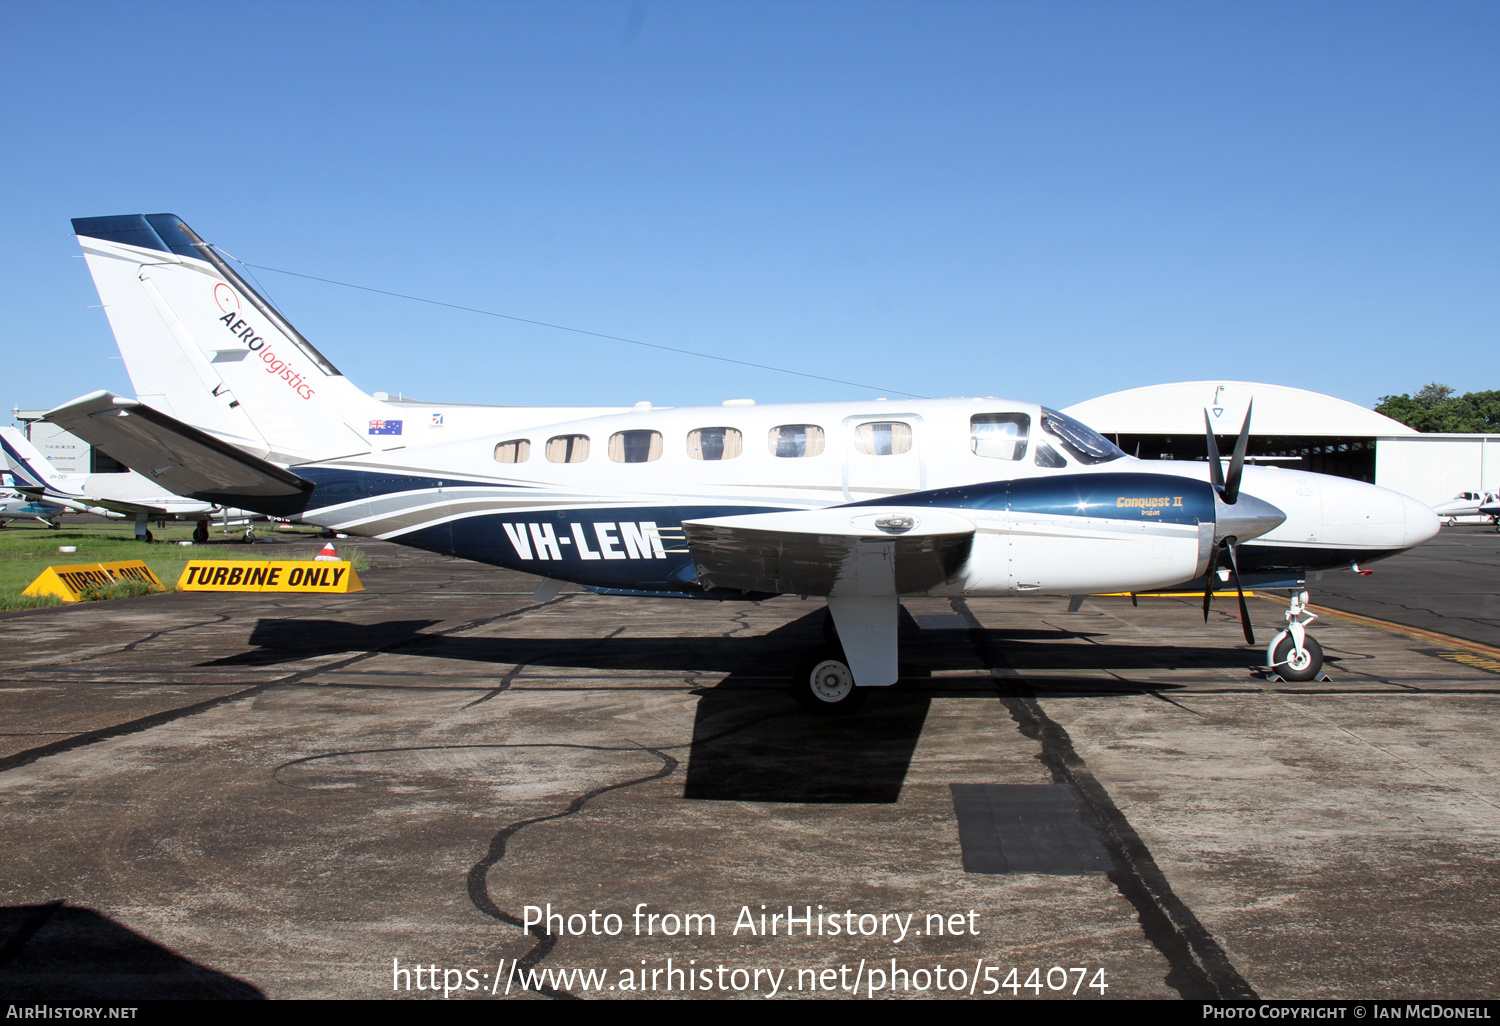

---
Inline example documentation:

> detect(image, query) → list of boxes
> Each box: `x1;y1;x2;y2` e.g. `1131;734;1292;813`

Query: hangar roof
1061;381;1418;438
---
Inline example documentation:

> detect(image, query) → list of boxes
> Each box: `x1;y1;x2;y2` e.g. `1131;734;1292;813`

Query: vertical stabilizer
73;214;391;464
0;427;81;498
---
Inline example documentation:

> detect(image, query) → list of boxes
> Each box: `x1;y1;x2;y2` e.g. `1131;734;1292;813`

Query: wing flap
683;507;974;596
43;391;312;500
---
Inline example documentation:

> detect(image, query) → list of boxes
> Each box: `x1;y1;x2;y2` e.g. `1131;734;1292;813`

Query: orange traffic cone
315;542;340;562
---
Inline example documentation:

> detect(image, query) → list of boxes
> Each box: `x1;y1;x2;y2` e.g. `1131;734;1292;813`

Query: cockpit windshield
1039;408;1126;465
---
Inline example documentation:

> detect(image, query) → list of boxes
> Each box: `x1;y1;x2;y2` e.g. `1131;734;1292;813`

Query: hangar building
1062;381;1500;509
10;408;127;475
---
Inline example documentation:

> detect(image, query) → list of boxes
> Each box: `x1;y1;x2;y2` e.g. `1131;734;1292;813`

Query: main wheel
1271;634;1323;682
793;645;865;714
193;521;209;543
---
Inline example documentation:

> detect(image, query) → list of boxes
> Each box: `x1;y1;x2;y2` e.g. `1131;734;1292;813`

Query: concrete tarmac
1312;523;1500;649
0;531;1497;1000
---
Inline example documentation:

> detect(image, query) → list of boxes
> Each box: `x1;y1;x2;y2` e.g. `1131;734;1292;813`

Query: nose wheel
1271;633;1323;681
1266;590;1328;682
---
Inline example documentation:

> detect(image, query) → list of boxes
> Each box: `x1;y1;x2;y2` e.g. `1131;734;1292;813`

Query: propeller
1203;400;1253;504
1202;401;1257;644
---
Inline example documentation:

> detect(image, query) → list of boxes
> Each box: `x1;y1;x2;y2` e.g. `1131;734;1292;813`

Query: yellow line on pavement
1255;594;1500;661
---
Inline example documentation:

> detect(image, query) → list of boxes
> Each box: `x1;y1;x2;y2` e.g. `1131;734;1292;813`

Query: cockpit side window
1034;442;1067;468
971;414;1029;461
1039;408;1125;465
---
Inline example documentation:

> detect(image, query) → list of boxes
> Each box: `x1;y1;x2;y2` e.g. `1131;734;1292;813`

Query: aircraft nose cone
1215;491;1286;544
1402;493;1440;549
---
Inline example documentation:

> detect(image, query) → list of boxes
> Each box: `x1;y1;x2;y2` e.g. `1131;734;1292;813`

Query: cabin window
687;427;743;461
971;414;1028;460
493;439;530;464
609;430;663;463
545;434;590;463
853;421;912;456
769;424;825;458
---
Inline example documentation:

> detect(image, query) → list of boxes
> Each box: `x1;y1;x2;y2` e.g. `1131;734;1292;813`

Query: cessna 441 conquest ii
45;214;1439;709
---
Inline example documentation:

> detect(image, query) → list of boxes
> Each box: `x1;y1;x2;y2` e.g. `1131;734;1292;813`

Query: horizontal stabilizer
683;507;974;596
43;392;313;505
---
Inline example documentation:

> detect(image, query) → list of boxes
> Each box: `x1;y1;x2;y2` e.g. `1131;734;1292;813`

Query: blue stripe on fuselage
292;466;509;506
847;472;1217;526
398;504;782;597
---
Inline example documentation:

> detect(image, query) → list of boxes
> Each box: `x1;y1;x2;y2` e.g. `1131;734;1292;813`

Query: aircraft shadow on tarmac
203;611;1258;808
682;685;932;803
0;901;264;1000
202;609;1258;682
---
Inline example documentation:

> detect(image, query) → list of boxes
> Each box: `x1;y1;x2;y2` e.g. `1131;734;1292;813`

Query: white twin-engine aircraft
50;214;1438;708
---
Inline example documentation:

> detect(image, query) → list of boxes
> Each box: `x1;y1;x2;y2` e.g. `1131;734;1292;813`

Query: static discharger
177;560;363;594
23;560;167;602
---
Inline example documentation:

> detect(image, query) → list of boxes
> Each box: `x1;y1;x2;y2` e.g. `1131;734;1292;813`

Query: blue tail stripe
72;213;200;260
0;433;47;488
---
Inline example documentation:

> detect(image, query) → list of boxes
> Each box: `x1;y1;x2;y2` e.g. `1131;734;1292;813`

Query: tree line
1375;384;1500;433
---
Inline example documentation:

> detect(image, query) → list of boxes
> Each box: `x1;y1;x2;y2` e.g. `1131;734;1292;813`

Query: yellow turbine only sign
23;560;167;602
177;560;363;593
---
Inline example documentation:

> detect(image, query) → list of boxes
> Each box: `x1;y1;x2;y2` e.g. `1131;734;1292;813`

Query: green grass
77;577;163;602
0;521;348;612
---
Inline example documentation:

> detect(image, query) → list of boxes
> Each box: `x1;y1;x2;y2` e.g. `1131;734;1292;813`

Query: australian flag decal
368;419;403;436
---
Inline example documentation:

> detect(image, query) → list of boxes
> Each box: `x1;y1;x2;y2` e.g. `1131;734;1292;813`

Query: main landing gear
192;521;209;544
791;608;870;714
1266;590;1326;682
793;643;865;714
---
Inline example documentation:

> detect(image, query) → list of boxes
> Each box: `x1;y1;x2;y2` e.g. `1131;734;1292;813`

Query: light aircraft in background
0;426;261;543
1480;493;1500;530
47;213;1439;706
1431;491;1499;527
0;479;73;528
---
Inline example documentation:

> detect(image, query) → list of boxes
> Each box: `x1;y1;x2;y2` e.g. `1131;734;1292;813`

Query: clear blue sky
4;1;1496;417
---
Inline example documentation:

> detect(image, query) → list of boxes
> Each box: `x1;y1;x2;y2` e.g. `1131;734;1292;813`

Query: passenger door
843;415;924;501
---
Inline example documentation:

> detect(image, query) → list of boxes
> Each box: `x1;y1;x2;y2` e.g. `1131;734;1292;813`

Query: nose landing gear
1266;590;1329;682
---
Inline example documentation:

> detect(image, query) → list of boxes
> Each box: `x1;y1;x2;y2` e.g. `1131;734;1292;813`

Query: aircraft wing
43;392;313;506
61;494;199;519
682;507;975;596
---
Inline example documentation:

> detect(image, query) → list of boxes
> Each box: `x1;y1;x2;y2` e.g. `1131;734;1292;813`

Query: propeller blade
1225;538;1255;645
1222;400;1253;505
1203;410;1225;494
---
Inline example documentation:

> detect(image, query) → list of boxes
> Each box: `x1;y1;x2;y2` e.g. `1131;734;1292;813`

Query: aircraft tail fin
0;427;77;497
72;214;393;464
